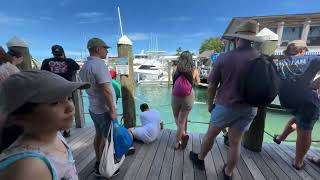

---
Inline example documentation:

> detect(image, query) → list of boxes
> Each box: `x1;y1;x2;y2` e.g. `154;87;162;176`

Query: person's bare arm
0;157;52;180
193;69;201;85
207;83;218;113
100;83;117;120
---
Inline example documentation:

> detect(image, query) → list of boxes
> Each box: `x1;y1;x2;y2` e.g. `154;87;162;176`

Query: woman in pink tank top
171;51;200;150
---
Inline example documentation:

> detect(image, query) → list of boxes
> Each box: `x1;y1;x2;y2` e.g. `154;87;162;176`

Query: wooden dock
67;125;320;180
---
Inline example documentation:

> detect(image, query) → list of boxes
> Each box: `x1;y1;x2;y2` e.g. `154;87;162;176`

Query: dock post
243;107;266;152
73;73;85;128
243;40;278;152
118;36;136;128
7;37;32;70
168;61;172;86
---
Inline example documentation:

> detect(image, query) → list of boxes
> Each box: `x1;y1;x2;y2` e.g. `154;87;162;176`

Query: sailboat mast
117;6;124;37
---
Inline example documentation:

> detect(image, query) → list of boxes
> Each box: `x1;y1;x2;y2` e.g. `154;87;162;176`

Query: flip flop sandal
181;135;189;150
292;161;305;170
223;165;233;180
174;142;182;150
273;134;281;145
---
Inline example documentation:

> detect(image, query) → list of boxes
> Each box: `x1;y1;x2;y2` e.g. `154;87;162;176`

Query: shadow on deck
66;125;320;180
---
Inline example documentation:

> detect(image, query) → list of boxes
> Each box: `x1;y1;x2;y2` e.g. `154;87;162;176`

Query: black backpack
240;55;279;107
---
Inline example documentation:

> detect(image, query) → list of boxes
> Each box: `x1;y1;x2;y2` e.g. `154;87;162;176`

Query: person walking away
0;70;90;180
41;45;80;137
273;40;320;170
79;38;121;177
189;20;259;180
171;51;200;150
129;103;162;144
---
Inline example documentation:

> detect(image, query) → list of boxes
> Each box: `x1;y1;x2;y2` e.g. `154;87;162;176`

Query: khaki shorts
171;91;194;112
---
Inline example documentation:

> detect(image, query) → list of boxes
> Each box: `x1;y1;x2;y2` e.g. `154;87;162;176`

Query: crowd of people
0;18;320;180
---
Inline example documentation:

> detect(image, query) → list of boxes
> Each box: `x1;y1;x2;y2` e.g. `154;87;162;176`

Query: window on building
281;26;303;46
269;27;277;34
307;26;320;46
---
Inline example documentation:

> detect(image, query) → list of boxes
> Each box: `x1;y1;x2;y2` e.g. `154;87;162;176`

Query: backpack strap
0;152;57;180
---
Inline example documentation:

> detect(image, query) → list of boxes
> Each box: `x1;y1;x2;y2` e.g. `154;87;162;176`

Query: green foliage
199;38;224;54
176;47;183;55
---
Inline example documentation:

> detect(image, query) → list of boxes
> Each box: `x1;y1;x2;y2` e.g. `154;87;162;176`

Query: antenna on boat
117;6;124;37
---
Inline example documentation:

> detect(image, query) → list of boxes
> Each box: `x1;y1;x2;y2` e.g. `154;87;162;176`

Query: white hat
7;36;28;48
256;28;278;42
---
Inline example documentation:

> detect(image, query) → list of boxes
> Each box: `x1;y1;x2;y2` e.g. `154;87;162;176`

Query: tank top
0;133;78;180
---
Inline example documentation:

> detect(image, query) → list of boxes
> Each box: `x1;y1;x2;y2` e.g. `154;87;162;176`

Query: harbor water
82;85;320;149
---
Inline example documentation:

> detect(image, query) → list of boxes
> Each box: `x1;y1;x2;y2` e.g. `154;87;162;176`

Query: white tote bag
99;123;125;178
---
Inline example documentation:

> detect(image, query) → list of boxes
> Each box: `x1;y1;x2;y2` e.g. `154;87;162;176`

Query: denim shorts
288;103;319;130
210;104;257;132
89;111;112;137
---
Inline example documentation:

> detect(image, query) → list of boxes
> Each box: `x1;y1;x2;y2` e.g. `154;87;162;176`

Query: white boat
133;51;168;84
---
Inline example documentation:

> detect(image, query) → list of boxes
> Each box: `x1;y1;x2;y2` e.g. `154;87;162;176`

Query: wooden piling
73;73;85;128
118;36;136;128
243;107;266;152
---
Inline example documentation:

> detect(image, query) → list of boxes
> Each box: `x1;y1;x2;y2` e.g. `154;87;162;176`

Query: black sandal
181;135;189;150
292;161;305;170
223;165;232;180
174;142;182;150
273;134;281;145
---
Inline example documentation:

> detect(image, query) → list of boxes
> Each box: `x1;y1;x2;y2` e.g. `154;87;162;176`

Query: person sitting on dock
189;20;259;180
41;44;80;138
273;40;320;170
0;70;90;180
171;51;200;150
79;38;121;177
129;103;162;144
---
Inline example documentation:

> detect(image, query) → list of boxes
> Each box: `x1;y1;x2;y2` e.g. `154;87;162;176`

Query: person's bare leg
172;105;181;148
179;110;191;137
225;128;244;176
276;117;297;142
175;111;190;149
294;127;312;168
198;124;222;160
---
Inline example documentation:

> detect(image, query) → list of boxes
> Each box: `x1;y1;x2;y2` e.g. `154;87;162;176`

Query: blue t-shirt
275;55;320;107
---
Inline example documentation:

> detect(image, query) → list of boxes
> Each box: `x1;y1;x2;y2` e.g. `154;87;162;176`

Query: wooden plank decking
66;125;320;180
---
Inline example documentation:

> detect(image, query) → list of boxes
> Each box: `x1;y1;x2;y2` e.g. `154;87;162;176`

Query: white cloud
128;33;150;41
75;12;113;24
162;16;192;22
184;32;206;39
0;14;25;25
39;17;54;21
76;12;104;18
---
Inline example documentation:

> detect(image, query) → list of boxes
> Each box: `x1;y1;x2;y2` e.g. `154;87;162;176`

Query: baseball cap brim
30;81;90;103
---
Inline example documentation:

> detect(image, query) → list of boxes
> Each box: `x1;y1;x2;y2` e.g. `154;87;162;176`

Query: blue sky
0;0;320;60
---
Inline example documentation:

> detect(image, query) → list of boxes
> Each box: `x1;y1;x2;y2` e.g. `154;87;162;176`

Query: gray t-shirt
79;56;116;114
208;47;259;108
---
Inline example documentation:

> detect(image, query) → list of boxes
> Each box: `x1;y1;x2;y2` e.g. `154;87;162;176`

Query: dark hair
10;102;39;116
7;49;22;59
140;103;149;112
0;102;38;152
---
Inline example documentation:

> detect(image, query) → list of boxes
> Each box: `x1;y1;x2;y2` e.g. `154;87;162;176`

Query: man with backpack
189;20;259;179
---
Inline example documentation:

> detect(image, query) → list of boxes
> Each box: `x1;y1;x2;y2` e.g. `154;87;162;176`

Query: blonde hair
0;63;20;82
